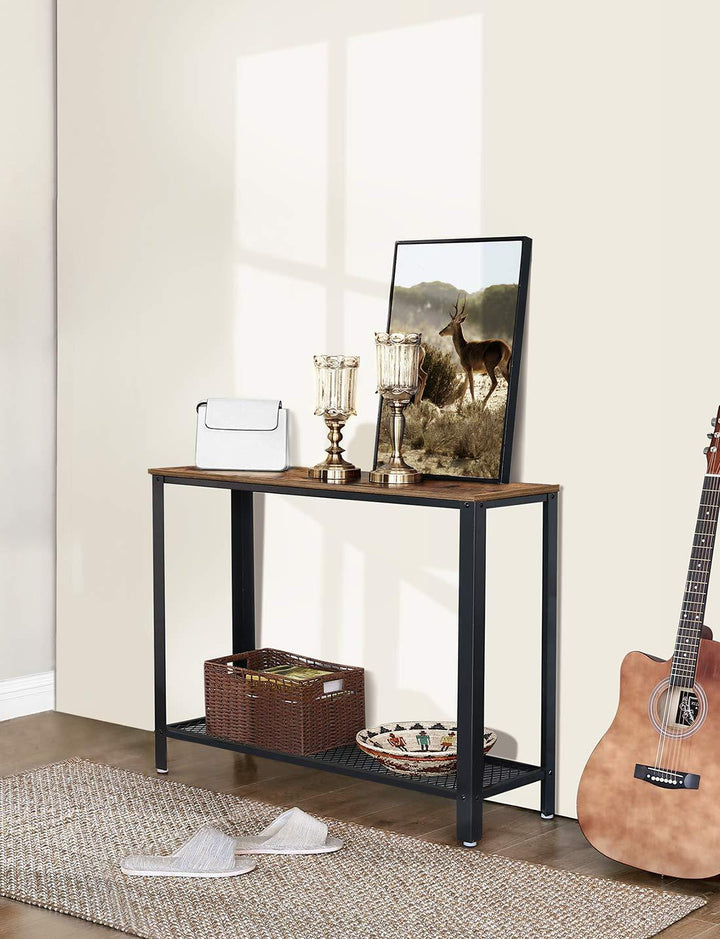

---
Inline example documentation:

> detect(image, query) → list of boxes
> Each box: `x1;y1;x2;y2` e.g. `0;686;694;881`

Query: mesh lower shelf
167;718;543;797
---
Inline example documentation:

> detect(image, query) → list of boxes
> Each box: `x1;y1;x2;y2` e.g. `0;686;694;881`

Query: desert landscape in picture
375;241;522;480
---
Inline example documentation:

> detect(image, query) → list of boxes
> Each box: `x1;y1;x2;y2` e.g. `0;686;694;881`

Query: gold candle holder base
369;459;422;486
370;398;422;486
309;463;361;483
307;418;361;485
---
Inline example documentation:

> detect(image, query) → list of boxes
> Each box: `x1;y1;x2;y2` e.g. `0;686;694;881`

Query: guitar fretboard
670;474;720;688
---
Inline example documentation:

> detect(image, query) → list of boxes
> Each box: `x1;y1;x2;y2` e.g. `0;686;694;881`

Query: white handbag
195;398;289;471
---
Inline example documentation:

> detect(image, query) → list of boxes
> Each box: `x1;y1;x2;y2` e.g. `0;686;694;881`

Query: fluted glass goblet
370;333;423;485
308;354;361;483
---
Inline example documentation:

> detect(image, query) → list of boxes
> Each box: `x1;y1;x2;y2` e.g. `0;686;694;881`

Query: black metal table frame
152;473;558;846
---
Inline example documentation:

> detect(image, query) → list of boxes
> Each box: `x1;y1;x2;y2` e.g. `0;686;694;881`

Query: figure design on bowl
356;721;496;776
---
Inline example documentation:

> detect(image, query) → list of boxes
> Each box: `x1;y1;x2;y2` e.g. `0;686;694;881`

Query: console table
149;466;559;845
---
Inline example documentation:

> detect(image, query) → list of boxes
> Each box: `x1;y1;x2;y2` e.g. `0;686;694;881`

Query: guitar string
667;478;713;779
662;474;719;780
675;474;720;775
655;474;719;780
658;480;709;781
672;475;718;774
663;476;716;779
671;474;719;775
653;480;707;779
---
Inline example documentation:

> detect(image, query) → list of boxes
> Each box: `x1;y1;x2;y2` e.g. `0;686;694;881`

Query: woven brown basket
204;648;365;756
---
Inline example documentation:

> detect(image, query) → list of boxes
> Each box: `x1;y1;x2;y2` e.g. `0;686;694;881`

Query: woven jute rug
0;759;705;938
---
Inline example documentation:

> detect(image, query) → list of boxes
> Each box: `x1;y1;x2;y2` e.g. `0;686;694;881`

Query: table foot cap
540;813;554;820
462;841;478;848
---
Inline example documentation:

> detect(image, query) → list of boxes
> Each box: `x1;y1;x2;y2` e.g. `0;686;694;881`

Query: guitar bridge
634;764;700;789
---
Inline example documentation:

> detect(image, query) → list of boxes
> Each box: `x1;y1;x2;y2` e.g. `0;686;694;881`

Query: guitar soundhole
649;680;707;738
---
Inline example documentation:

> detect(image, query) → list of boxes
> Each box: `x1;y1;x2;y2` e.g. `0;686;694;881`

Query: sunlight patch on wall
259;495;326;655
345;15;483;283
396;568;458;720
234;263;326;465
236;43;328;267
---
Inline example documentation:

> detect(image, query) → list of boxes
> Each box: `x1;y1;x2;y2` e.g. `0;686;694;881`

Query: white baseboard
0;671;55;721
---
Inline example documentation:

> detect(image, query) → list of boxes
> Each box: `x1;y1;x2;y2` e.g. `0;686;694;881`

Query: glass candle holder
370;333;423;485
308;354;361;483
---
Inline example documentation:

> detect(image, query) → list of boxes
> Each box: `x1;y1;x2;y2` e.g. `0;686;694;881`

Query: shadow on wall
490;728;518;761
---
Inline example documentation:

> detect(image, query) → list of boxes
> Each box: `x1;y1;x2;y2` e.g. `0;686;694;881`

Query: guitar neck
670;474;720;687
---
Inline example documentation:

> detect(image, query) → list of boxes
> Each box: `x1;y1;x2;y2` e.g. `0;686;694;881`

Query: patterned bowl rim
356;721;497;758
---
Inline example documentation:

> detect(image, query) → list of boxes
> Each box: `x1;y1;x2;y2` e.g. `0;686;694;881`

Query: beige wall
56;0;720;819
0;0;55;681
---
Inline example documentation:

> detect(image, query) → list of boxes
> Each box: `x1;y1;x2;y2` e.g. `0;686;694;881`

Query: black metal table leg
540;492;558;818
231;490;256;653
152;475;168;774
456;501;487;846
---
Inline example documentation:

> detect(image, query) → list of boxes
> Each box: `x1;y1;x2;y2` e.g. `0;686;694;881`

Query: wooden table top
148;466;559;504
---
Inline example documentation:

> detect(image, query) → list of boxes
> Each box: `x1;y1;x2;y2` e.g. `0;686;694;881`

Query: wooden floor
2;713;720;938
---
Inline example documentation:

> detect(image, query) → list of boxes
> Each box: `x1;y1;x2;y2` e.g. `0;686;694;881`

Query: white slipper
121;825;257;878
234;807;343;855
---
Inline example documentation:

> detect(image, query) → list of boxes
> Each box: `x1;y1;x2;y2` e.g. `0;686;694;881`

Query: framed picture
372;236;531;484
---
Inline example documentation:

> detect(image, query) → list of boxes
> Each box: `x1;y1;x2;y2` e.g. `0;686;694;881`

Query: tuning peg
705;447;710;454
713;419;718;427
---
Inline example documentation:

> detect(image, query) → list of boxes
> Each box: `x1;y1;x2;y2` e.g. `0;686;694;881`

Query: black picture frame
372;236;531;484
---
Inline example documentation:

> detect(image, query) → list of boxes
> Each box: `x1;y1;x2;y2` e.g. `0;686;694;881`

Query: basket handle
226;655;249;674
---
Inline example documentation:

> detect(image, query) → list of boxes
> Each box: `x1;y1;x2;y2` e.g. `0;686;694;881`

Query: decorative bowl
355;720;496;776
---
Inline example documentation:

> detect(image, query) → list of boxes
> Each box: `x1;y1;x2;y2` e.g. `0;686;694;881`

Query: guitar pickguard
676;689;700;726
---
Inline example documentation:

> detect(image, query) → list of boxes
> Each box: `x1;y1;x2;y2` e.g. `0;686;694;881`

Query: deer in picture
439;292;512;410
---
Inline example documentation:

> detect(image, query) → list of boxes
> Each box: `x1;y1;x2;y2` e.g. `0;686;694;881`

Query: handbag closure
202;398;281;432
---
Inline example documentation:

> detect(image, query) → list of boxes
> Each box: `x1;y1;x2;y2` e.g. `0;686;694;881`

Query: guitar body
578;638;720;878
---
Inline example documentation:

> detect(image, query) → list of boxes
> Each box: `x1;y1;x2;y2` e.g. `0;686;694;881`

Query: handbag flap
203;398;281;432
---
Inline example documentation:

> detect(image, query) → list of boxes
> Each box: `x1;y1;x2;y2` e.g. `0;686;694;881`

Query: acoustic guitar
577;407;720;879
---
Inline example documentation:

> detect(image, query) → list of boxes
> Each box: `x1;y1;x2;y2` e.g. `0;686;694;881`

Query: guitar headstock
706;406;720;474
